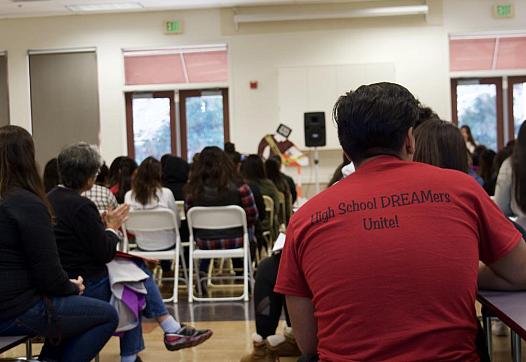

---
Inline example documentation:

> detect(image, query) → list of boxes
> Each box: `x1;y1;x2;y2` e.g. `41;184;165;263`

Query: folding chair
187;206;253;302
122;209;187;303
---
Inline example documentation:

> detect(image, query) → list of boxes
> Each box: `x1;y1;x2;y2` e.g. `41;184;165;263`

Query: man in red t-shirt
274;82;526;362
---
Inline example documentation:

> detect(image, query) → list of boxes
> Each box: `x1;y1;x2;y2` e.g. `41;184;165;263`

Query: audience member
414;102;440;129
414;119;468;172
241;250;300;362
43;157;59;192
275;82;526;361
97;162;110;186
479;149;497;196
265;158;292;225
270;155;297;205
161;154;189;201
461;125;477;153
0;126;118;362
241;155;280;240
49;143;212;362
83;161;118;212
184;146;258;276
495;120;526;218
125;157;180;250
108;156;138;203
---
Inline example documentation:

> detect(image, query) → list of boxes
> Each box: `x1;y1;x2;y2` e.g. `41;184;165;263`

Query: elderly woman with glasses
47;143;212;362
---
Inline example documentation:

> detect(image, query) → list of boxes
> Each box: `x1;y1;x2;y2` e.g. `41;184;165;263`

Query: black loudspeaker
304;112;326;147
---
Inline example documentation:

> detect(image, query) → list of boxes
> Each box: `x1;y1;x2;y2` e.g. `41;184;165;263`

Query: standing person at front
0;126;118;362
274;83;526;361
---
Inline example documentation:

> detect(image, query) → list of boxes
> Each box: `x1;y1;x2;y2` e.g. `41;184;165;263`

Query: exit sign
494;4;514;18
165;20;183;34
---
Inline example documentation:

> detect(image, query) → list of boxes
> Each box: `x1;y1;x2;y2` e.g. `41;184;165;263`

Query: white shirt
124;187;181;251
494;158;524;218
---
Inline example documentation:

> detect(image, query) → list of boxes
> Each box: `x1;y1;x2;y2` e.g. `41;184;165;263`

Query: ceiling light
234;5;428;24
66;2;143;12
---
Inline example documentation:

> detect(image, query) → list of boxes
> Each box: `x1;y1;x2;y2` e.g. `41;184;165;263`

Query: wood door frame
507;76;526;141
179;88;230;161
125;91;176;160
451;77;504;150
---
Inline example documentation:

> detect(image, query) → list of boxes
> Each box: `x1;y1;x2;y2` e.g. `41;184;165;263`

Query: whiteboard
278;63;396;149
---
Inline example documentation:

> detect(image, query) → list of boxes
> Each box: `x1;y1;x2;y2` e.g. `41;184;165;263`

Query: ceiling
0;0;386;18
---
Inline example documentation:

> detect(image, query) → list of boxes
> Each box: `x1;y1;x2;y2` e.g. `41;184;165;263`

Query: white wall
0;0;525;181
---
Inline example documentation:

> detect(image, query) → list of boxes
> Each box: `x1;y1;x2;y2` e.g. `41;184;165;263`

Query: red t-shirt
275;156;521;362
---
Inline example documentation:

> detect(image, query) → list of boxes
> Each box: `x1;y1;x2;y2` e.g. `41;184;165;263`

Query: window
125;92;176;163
180;88;230;160
508;76;526;138
451;78;503;151
123;45;228;86
125;89;230;162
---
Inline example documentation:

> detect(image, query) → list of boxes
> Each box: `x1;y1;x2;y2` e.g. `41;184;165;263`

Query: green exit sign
165;20;183;34
494;4;514;18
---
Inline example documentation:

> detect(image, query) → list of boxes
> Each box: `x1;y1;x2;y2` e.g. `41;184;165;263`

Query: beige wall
0;55;8;126
0;0;525;184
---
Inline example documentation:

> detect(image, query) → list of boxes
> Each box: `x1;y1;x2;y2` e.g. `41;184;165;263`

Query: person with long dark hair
125;157;180;250
461;125;477;154
0;126;119;362
43;157;60;192
414;119;469;173
185;146;258;274
241;155;280;240
265;158;292;225
108;156;138;204
495;120;526;217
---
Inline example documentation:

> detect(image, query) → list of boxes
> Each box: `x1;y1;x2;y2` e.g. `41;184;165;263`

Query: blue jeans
83;261;169;357
0;295;118;362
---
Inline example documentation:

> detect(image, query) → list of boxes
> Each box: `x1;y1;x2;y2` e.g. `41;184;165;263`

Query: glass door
508;76;526;139
451;78;504;151
125;91;176;163
179;88;229;161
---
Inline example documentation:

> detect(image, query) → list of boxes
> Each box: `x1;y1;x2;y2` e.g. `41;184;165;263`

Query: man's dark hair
333;82;419;164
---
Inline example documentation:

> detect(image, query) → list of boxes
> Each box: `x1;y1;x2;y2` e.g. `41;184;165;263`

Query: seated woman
108;156;138;204
241;155;280;240
185;146;258;275
0;126;119;362
48;143;212;362
495;121;526;218
265;158;292;226
125;156;181;250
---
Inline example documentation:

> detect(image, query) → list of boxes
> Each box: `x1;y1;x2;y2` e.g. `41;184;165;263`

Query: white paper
272;233;287;252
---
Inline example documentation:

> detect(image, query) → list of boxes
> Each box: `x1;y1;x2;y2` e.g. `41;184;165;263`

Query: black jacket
48;187;119;281
162;156;189;201
0;188;77;320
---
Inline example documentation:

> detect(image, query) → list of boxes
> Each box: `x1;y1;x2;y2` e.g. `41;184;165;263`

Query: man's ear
405;127;416;159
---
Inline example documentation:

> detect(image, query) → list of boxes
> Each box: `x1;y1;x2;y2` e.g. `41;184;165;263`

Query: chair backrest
277;192;286;225
175;200;186;221
125;209;180;233
263;195;274;213
187;205;247;231
123;209;180;251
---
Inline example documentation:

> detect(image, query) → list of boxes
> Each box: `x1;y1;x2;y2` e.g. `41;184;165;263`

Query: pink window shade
496;37;526;69
449;38;496;72
124;54;185;85
183;50;228;83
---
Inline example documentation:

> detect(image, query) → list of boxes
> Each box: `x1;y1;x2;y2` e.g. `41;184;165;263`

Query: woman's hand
104;204;130;230
70;276;85;295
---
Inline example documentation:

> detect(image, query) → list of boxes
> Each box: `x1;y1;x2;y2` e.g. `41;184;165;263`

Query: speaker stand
314;147;320;194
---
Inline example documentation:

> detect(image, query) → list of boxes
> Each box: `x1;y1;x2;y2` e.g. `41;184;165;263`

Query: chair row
121;206;254;303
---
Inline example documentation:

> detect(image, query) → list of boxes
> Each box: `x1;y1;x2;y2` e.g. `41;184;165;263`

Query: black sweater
48;187;119;281
0;188;77;321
